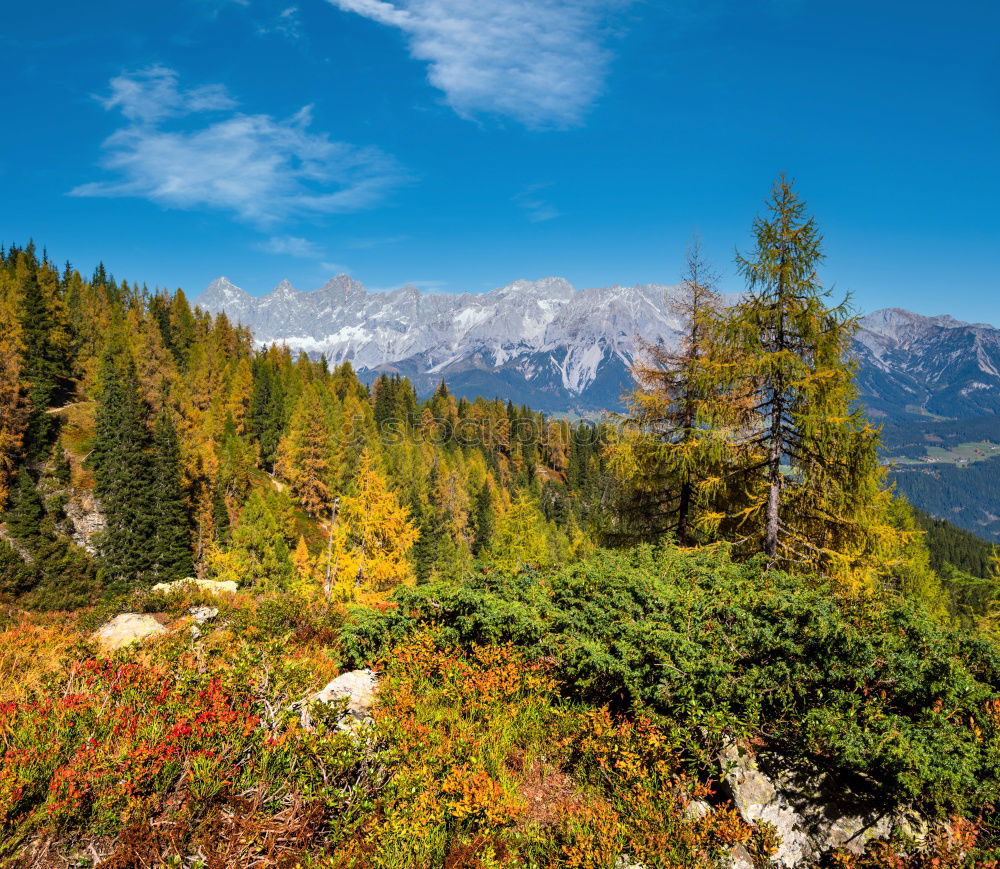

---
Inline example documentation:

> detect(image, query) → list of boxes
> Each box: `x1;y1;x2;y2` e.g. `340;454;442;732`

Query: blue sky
2;0;998;322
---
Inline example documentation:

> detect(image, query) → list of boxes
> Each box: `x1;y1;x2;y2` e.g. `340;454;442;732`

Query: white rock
614;856;648;869
309;669;379;730
189;606;219;624
684;798;712;821
728;844;755;869
720;742;897;867
93;613;166;652
150;577;238;595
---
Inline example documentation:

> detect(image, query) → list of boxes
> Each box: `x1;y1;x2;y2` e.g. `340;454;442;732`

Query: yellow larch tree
481;491;550;570
291;534;320;597
0;274;29;507
321;449;418;597
276;386;334;517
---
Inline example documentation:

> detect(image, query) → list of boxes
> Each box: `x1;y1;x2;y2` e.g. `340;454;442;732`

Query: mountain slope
198;275;1000;418
198;275;687;411
854;308;1000;419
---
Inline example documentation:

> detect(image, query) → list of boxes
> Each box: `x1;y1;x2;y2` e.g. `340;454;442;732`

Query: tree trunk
677;479;692;546
766;398;781;560
323;496;339;601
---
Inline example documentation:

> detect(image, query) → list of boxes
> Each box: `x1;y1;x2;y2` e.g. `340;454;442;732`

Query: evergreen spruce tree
249;358;287;470
211;485;232;544
168;289;196;367
0;275;29;507
150;411;194;580
410;505;438;583
3;471;45;548
471;482;495;556
88;347;158;592
17;253;66;454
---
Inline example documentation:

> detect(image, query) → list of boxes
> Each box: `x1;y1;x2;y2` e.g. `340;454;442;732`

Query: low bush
342;546;1000;818
0;599;767;869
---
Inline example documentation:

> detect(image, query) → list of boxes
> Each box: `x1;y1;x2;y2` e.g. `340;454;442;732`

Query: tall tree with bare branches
606;239;732;545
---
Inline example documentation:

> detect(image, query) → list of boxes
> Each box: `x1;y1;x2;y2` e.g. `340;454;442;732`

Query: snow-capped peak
195;275;1000;418
195;274;682;400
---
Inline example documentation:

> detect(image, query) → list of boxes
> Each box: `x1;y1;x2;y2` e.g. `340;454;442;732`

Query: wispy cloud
260;235;324;257
327;0;622;127
100;66;235;123
72;67;407;225
257;5;304;40
514;184;560;223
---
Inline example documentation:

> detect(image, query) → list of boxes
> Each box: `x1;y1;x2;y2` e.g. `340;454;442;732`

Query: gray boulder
189;606;219;624
64;491;106;554
306;669;379;731
720;742;914;866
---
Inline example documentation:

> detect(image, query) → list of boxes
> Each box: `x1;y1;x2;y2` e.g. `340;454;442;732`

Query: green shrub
341;545;1000;816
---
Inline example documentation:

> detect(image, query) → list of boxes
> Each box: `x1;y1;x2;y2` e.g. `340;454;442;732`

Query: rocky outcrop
150;577;238;595
0;526;34;563
304;669;379;731
64;491;105;554
189;606;219;624
93;613;166;652
614;857;648;869
720;742;924;866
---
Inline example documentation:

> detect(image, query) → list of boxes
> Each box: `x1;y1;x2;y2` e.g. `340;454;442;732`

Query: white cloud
514;184;560;222
261;235;324;257
72;67;406;225
101;66;235;123
328;0;620;127
257;5;304;40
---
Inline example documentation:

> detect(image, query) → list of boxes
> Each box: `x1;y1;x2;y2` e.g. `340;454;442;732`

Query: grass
0;609;79;703
888;440;1000;467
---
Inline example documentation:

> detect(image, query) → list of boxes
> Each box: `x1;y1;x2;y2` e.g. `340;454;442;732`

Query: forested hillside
0;240;607;611
4;179;1000;867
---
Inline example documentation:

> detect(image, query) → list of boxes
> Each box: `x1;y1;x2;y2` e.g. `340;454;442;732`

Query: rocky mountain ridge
198;276;1000;417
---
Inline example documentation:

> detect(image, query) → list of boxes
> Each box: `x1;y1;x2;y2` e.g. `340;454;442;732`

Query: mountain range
197;275;1000;419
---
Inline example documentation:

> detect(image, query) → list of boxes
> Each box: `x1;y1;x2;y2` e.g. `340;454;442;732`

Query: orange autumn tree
290;534;320;596
321;448;418;597
0;273;28;507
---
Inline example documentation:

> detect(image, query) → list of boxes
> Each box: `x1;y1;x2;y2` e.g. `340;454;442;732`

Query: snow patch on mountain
197;274;686;403
198;275;1000;417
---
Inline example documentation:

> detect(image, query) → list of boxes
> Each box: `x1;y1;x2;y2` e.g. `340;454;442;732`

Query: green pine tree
150;411;194;580
17;254;66;455
88;347;158;593
471;482;494;556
